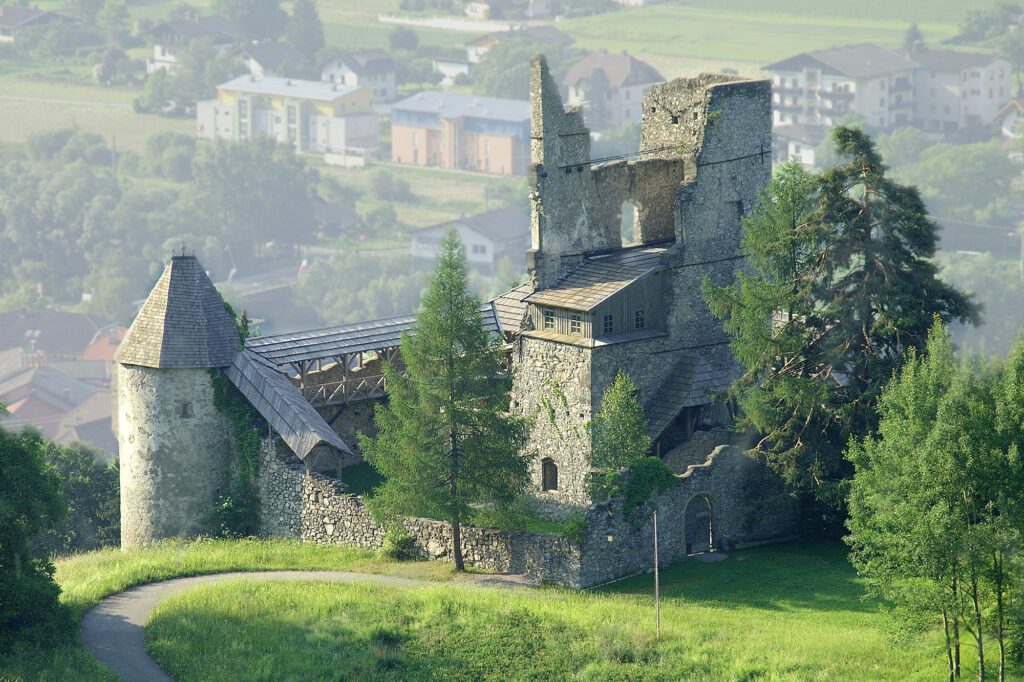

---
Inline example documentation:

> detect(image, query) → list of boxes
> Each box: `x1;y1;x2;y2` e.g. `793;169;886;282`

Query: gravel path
81;569;532;682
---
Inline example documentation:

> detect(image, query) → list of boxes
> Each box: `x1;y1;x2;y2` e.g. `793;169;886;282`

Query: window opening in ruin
178;401;193;419
620;201;639;246
543;309;555;330
570;313;582;335
635;309;646;330
542;458;558;491
603;314;614;335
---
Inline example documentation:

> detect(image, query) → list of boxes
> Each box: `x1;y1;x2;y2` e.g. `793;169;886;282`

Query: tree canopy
0;427;71;652
360;232;531;570
703;127;977;528
847;322;1024;680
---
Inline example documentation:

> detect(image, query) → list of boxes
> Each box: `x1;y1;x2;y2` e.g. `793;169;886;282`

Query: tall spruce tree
360;232;531;571
704;127;977;526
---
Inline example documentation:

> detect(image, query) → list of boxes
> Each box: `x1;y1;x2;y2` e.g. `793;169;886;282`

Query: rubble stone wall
118;366;233;548
258;443;583;586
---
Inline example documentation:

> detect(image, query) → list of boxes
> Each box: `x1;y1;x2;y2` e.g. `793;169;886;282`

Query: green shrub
380;526;418;561
560;513;588;544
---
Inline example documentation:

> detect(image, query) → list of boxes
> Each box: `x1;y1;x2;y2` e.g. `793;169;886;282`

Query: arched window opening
684;495;713;554
620;200;639;246
541;458;558;491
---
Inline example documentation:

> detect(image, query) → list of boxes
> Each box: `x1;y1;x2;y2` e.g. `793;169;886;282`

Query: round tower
115;254;241;548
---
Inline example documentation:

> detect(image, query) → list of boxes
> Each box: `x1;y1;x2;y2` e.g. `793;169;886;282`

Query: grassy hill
145;542;964;681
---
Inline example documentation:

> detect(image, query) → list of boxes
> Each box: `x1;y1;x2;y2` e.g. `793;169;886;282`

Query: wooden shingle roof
117;255;240;368
491;283;533;335
645;353;735;440
526;245;668;312
225;350;352;459
247;305;501;367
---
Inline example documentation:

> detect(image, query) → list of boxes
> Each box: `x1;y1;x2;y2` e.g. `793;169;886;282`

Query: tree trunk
971;572;985;682
451;518;465;572
943;607;955;682
953;566;962;677
994;550;1006;682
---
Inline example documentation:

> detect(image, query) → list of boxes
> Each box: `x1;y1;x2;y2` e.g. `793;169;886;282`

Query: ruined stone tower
114;255;241;547
514;56;772;509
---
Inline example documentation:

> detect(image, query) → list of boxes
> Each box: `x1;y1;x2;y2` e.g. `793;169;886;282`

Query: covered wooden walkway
245;306;503;407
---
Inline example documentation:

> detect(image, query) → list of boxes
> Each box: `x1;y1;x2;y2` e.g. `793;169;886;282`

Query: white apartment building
765;44;919;131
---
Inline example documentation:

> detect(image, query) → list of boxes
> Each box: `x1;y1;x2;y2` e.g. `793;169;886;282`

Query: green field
145;543;964;681
561;6;960;74
0;539;451;682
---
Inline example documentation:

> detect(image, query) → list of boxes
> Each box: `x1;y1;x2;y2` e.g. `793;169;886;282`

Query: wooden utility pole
653;510;660;640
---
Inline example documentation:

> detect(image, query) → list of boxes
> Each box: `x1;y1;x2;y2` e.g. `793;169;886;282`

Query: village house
771;122;828;167
563;50;663;129
465;0;552;20
390;91;530;175
431;55;472;87
0;4;65;43
319;49;397;103
992;97;1024;144
765;43;1012;136
464;25;573;64
907;47;1012;133
146;14;245;74
196;76;378;165
410;208;529;271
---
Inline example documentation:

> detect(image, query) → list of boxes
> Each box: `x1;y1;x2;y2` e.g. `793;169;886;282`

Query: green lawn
0;538;451;682
561;6;961;71
144;543;964;681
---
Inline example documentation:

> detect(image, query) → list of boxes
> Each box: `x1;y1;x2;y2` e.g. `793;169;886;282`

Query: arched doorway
684;495;713;554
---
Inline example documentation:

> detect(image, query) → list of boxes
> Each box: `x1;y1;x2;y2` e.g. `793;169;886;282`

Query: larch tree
703;127;977;527
360;232;531;571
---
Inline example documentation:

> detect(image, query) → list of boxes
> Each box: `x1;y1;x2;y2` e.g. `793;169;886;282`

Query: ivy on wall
204;302;263;536
206;370;263;537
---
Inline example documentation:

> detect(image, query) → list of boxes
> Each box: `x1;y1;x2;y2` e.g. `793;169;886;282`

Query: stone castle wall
511;336;594;508
578;445;797;587
118;365;234;548
258;442;583;586
258;438;793;589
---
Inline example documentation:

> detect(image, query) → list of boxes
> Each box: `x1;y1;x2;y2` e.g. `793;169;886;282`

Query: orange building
390;91;530;176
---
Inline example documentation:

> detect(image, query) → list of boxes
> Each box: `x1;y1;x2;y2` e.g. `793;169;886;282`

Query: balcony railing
301;374;387;406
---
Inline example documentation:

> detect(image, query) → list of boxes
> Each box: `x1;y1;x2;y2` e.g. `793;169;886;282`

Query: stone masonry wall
118;365;233;548
258;442;583;586
578;445;796;587
510;335;593;508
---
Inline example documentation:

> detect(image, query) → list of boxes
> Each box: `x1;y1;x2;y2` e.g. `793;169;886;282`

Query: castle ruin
114;56;795;588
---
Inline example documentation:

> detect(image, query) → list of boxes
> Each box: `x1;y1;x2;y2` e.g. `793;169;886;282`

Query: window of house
879;98;885;107
543;309;555;330
603;314;614;335
179;401;193;419
472;244;487;255
541;458;558;491
570;313;582;335
635;309;646;330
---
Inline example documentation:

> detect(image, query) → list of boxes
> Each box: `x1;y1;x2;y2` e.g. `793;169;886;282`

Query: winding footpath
81;570;532;682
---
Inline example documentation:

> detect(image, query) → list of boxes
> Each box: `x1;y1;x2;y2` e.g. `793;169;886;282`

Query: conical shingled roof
116;255;240;368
